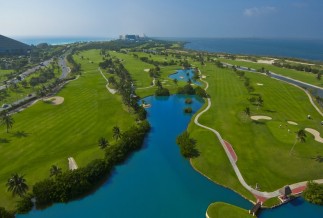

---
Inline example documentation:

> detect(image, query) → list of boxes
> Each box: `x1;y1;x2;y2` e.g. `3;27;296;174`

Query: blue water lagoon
19;95;251;218
169;69;202;86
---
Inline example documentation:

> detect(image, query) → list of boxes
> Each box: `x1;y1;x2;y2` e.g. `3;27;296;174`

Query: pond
169;69;202;86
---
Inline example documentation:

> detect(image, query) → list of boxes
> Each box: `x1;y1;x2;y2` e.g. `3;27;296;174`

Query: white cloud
244;6;277;17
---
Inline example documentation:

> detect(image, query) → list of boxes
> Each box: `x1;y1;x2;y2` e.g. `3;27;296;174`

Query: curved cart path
194;69;323;202
98;68;117;94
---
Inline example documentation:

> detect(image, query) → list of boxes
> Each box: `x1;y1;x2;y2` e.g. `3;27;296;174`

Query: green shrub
155;88;170;96
16;194;34;214
303;181;323;205
184;107;192;113
0;207;14;218
185;98;193;104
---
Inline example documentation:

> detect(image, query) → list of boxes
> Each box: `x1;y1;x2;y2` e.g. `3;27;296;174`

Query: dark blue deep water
18;95;252;218
183;38;323;61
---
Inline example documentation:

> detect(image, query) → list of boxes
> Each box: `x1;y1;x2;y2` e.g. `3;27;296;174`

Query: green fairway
189;63;323;195
0;50;135;209
219;58;323;87
207;202;253;218
108;51;154;87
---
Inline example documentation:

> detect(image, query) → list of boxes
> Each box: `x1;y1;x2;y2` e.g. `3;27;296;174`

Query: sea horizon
11;35;323;61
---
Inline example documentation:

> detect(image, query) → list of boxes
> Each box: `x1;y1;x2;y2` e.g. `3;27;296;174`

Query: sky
1;0;323;39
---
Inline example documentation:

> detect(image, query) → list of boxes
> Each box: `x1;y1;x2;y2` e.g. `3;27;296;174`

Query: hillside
0;35;30;54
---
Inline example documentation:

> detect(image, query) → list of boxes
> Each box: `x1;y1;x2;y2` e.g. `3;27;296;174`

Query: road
58;56;71;79
0;59;52;90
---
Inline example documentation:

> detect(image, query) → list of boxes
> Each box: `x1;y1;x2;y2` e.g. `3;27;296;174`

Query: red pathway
224;140;238;162
253;194;268;203
292;186;306;195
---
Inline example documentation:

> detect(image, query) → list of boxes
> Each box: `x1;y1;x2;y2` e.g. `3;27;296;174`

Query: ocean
15;37;323;61
181;38;323;62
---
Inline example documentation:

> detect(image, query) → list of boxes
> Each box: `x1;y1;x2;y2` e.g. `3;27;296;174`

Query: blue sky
1;0;322;38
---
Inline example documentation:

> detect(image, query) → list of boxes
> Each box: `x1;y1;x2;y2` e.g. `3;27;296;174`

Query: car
2;104;10;108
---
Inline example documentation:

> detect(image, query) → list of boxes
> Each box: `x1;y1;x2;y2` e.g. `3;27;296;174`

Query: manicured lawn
0;50;135;209
219;58;323;87
108;51;154;87
207;202;253;218
189;63;323;195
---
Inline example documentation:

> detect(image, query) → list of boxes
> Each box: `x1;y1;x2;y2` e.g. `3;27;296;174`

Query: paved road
0;59;52;91
58;56;71;79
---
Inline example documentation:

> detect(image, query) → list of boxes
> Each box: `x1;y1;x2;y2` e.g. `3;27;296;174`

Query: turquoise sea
155;37;323;61
182;38;323;61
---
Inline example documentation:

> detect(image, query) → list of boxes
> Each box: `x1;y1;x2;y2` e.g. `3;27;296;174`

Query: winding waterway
18;67;323;217
18;95;252;218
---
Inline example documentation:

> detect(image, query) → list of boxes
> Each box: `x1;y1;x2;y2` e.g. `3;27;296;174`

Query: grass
189;63;323;195
108;51;154;87
207;202;253;218
219;58;323;87
0;50;135;210
0;69;14;83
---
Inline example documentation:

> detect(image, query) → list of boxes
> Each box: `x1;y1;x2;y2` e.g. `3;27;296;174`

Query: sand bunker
142;103;151;108
257;59;276;64
144;69;150;72
305;128;323;143
251;115;272;121
257;83;264;86
44;96;64;105
287;121;298;125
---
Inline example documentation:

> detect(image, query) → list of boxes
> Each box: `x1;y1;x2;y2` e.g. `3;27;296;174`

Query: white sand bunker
142;103;151;108
251;115;272;121
305;128;323;143
257;83;264;86
44;96;64;105
144;69;150;72
287;121;298;125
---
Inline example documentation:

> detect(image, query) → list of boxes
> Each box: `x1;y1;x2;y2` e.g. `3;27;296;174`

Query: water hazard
18;95;251;218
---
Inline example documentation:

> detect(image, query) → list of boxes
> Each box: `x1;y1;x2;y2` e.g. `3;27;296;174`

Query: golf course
1;40;322;217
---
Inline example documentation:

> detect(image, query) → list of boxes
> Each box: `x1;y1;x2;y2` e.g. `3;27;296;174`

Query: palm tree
256;96;263;110
6;173;28;197
156;80;162;89
1;112;14;133
113;126;122;141
244;107;250;116
98;137;109;149
289;129;307;155
173;78;178;86
50;165;62;177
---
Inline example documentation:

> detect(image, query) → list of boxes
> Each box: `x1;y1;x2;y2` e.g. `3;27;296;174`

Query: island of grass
207;202;253;218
